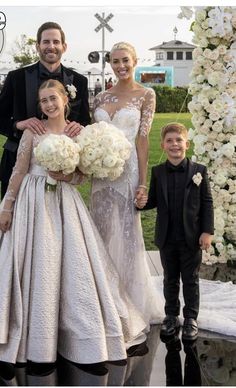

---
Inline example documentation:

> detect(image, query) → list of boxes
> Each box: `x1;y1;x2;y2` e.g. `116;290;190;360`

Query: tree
12;34;38;67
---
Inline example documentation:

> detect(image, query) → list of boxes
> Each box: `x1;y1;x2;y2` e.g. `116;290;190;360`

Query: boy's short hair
161;122;188;141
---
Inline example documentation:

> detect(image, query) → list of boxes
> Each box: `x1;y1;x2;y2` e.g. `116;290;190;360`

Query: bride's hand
134;195;148;209
135;185;147;200
48;171;73;182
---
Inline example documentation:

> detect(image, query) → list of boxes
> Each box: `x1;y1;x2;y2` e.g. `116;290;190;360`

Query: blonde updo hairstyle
110;41;137;65
39;79;70;119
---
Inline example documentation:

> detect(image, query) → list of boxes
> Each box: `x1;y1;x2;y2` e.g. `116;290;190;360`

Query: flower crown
66;84;77;99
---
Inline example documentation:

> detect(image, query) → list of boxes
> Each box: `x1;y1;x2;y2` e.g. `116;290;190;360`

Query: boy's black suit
143;158;214;319
0;62;91;197
144;159;214;249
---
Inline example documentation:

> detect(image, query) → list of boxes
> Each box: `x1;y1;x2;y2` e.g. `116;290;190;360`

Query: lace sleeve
92;93;102;122
1;129;33;212
139;88;156;137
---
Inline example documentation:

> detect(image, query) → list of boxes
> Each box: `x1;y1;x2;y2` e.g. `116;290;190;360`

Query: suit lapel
160;164;168;207
184;160;198;205
62;65;74;87
25;63;39;117
186;160;198;187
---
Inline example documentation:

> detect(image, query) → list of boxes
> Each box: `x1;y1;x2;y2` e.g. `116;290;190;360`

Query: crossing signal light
88;51;100;63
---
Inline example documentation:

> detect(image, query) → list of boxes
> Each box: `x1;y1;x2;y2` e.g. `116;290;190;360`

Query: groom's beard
38;48;63;65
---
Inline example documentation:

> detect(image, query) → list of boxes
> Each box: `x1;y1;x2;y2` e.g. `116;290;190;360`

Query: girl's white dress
0;130;147;364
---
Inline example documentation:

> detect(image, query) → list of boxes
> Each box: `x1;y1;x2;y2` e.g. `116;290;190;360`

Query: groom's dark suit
0;62;91;197
143;158;214;319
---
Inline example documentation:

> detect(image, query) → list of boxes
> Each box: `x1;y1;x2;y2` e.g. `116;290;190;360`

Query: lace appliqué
93;87;156;137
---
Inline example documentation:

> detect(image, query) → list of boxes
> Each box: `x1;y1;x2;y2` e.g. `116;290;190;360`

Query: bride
91;41;236;340
91;41;164;328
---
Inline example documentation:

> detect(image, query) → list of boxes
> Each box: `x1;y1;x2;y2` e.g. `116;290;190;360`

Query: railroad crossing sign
94;12;114;91
94;13;113;33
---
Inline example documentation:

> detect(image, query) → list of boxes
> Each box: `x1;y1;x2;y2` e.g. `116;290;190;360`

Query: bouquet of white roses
34;134;81;191
74;121;132;181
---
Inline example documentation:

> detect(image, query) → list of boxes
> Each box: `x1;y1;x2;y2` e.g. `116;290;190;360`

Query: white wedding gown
0;130;147;364
153;276;236;338
91;88;164;328
92;89;236;340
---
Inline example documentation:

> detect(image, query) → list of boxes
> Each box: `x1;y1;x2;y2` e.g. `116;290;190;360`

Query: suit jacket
0;62;91;185
0;61;91;141
143;159;214;249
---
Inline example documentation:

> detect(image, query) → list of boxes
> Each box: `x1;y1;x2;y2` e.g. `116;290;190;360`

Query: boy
137;123;214;341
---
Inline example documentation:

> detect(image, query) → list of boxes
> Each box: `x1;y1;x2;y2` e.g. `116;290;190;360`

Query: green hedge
152;85;192;113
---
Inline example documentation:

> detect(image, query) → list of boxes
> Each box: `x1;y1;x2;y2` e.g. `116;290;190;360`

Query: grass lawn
0;112;193;250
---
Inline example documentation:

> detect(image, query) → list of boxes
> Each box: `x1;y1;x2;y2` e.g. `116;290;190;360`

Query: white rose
230;13;236;29
195;9;207;23
103;154;118;168
229;135;236;146
209;111;221;121
208;132;218;141
221;143;235;158
218;44;228;55
212;121;223;132
215;242;225;253
214;173;227;187
209;37;221;46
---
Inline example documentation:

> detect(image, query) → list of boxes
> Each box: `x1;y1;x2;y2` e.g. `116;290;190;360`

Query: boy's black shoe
182;318;198;341
160;315;180;338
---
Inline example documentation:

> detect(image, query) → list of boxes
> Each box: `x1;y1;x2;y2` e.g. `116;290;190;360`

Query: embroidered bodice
92;87;156;196
93;87;156;138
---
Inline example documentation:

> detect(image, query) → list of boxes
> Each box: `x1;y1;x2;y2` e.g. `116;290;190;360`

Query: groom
137;122;214;341
0;21;91;198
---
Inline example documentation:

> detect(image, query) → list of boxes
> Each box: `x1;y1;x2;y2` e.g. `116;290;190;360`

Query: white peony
34;134;81;190
75;121;132;181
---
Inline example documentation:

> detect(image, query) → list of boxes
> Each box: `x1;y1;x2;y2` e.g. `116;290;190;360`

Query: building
149;29;196;87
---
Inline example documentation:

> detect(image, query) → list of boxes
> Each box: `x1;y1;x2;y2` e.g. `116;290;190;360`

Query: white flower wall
187;7;236;264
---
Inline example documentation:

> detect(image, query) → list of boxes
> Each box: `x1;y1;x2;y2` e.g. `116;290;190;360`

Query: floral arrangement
74;121;132;181
34;134;81;190
179;6;236;264
66;84;77;99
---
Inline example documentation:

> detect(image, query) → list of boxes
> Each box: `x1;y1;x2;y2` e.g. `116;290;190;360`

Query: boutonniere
192;172;203;186
66;84;77;99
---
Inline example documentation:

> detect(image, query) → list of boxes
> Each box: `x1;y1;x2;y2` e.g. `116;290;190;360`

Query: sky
0;1;233;76
0;1;196;75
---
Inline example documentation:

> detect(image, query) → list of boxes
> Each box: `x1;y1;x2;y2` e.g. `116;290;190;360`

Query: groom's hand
16;118;46;135
64;121;83;137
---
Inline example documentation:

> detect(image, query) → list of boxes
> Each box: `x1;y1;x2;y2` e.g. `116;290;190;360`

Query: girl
0;79;146;366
